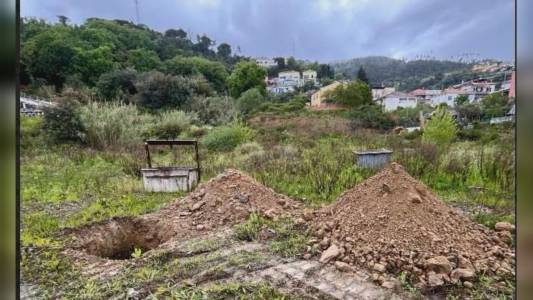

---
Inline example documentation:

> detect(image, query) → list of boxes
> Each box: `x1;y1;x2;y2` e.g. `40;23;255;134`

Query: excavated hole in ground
73;217;171;260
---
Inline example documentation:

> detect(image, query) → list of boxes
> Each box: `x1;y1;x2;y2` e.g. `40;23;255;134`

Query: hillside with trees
330;56;494;91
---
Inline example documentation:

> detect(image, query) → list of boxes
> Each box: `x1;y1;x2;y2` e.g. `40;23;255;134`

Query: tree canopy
227;61;266;98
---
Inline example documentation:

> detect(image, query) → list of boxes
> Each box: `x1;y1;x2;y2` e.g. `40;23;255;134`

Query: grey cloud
22;0;513;62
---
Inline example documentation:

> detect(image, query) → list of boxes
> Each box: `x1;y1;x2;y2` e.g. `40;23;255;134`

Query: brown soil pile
67;169;301;262
154;168;301;231
308;163;514;290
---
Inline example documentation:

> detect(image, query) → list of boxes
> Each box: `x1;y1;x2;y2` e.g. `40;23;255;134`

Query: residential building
371;85;395;100
453;79;496;102
310;81;342;107
430;88;471;107
408;88;441;103
302;70;318;84
376;92;417;111
255;57;277;68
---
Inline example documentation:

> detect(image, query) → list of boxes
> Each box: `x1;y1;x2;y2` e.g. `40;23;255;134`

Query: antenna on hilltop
134;0;141;24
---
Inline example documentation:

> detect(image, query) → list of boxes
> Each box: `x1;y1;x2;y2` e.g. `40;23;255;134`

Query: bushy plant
349;104;395;130
422;107;457;149
184;95;238;125
96;68;138;101
237;88;264;115
134;71;211;110
78;101;154;149
148;110;198;139
201;122;252;152
41;99;85;143
326;80;371;107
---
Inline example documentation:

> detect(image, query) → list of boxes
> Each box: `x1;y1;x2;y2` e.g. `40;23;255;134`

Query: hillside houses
267;69;318;94
376;92;417;111
255;57;277;68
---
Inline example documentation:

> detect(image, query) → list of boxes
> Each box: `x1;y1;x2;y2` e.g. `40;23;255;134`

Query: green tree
73;45;116;85
481;92;508;119
327;80;371;107
454;94;469;106
22;27;77;89
164;56;228;92
227;61;266;98
57;15;69;25
237;88;265;115
273;57;286;69
317;64;334;79
422;107;457;149
164;28;187;39
356;66;369;84
134;71;208;110
193;34;215;56
217;43;232;59
126;49;161;72
96;68;138;101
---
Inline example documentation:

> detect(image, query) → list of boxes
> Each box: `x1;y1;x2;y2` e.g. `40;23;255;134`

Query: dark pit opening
73;217;171;260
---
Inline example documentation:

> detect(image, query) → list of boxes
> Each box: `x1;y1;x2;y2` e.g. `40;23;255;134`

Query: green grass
233;213;308;258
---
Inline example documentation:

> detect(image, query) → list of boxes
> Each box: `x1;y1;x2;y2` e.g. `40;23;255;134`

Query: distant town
255;56;515;121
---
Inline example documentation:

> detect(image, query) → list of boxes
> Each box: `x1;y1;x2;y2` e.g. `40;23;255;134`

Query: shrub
41;99;85;144
184;96;238;126
326;80;371;107
21;115;43;150
422;107;457;150
349;104;395;130
237;88;264;115
134;71;211;110
201;123;252;152
96;68;138;101
234;142;266;169
148;110;198;139
78;102;154;150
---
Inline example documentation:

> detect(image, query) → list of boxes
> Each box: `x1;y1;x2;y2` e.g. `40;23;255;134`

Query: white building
430;88;472;107
302;70;317;84
408;88;441;104
376;92;417;111
454;79;496;102
255;57;277;68
371;86;395;100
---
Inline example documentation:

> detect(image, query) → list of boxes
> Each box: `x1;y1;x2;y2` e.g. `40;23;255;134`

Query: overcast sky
22;0;514;62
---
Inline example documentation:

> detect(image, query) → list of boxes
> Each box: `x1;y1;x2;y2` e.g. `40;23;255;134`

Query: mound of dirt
66;169;301;262
155;168;301;232
308;163;514;291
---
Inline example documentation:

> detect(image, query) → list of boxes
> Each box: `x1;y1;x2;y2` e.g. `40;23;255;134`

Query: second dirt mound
153;168;301;233
309;163;514;290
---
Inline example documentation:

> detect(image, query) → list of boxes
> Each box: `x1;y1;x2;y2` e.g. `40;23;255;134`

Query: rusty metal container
141;140;200;192
354;148;393;169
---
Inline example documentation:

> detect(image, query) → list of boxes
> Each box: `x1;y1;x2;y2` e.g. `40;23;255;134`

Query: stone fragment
495;222;515;232
427;272;444;287
190;201;205;211
426;256;452;274
463;281;473;288
450;268;475;283
319;244;340;263
238;194;249;203
373;263;386;273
